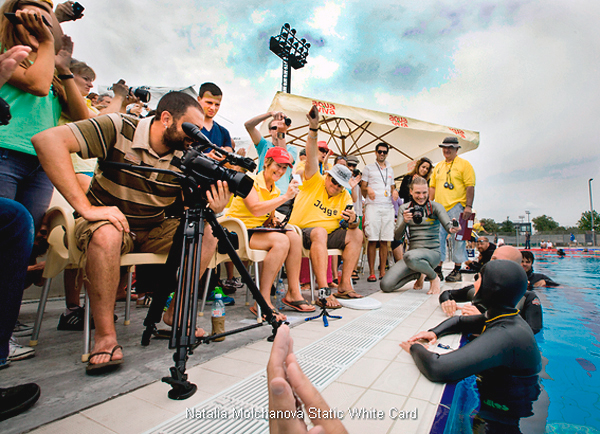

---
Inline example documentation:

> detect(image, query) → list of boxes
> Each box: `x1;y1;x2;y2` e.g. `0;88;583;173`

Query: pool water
534;253;600;433
430;252;600;434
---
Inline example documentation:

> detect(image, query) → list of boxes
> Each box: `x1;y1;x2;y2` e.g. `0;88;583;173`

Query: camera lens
284;118;292;127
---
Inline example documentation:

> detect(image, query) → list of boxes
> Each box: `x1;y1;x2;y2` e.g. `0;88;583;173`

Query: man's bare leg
309;228;340;308
367;241;377;276
86;224;123;365
337;228;363;298
427;276;441;295
379;241;389;277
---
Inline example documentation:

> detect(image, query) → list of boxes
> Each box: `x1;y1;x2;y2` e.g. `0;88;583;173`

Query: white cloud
308;2;345;38
251;10;268;25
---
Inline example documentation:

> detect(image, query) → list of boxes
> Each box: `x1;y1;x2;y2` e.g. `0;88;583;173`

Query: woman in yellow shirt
227;147;315;319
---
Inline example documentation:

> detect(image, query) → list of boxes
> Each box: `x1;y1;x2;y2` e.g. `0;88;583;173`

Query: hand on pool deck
267;324;348;434
460;303;481;316
400;331;438;353
441;300;458;316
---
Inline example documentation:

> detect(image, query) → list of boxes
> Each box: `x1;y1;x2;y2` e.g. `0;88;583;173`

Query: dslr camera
130;86;151;103
408;205;425;224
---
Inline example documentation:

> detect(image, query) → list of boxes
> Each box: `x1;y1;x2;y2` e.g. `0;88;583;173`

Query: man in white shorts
361;143;397;281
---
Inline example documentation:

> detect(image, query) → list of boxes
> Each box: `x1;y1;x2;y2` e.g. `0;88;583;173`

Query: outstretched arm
304;106;320;181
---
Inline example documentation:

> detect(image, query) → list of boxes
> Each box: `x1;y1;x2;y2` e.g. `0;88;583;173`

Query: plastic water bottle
211;291;226;341
275;279;286;310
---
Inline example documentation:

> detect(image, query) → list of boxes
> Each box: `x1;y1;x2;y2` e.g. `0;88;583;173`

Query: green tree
500;218;515;233
532;215;560;232
577;210;600;231
479;218;499;233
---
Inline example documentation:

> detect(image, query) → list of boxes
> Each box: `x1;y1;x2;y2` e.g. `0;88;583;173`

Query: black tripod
305;287;342;327
159;195;283;399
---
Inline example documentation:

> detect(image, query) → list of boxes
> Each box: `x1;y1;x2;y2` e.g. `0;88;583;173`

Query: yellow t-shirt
289;172;352;233
293;159;306;175
226;172;281;229
430;156;476;211
62;99;100;174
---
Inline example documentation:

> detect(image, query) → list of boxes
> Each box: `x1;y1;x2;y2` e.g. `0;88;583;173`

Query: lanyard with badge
376;163;389;197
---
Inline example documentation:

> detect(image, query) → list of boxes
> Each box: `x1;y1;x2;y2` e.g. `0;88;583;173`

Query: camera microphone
182;122;212;147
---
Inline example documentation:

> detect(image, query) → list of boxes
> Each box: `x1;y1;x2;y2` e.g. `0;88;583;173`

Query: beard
162;123;187;151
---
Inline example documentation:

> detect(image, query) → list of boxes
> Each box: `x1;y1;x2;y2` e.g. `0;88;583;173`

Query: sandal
333;290;364;299
281;298;316;313
86;345;123;373
249;305;286;320
367;274;377;282
315;297;342;310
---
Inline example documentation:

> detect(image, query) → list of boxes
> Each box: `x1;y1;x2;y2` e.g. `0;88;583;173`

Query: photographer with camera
288;106;363;309
381;176;459;295
225;146;315;318
245;110;297;194
32;92;231;372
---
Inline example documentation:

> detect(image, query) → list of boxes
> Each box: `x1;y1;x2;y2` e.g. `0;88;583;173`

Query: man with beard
32;92;231;372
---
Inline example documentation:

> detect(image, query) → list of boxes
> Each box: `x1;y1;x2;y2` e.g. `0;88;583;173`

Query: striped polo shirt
67;113;183;230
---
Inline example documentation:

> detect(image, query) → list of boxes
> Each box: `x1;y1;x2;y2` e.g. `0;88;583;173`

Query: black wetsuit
526;268;559;289
410;261;542;383
439;285;543;334
410;312;542;383
466;243;496;272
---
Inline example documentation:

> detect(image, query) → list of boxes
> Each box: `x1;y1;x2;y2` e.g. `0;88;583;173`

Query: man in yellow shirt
289;108;363;308
429;136;476;282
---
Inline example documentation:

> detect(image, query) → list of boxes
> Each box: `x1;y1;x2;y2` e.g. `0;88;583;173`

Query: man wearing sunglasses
429;136;476;282
361;143;398;282
289;107;364;308
245;111;298;194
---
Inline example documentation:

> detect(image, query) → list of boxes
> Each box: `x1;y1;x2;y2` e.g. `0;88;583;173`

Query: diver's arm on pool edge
428;314;485;339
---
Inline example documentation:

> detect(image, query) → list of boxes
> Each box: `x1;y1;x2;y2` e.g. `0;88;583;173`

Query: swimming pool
430;252;600;434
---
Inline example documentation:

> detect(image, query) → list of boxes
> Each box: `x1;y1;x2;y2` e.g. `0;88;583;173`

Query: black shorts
301;227;347;250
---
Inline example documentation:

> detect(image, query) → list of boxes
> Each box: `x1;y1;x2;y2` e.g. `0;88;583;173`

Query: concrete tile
320;382;367;411
370;361;421;396
363;338;402;361
221;347;272;366
410;374;445;404
201;355;264;378
28;414;117;434
244;339;274;353
397;315;427;328
387;397;431;434
337;357;391;388
384;325;419;342
130;381;213;414
81;394;176;434
340;390;404;434
185;367;244;395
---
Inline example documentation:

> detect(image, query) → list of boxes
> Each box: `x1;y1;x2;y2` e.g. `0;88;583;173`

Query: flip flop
154;327;205;340
249;305;285;319
334;290;364;299
86;345;123;373
367;275;377;282
315;298;342;310
281;298;316;313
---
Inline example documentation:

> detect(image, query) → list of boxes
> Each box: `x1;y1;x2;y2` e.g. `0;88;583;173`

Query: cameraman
288;106;364;309
381;176;459;295
32;92;230;373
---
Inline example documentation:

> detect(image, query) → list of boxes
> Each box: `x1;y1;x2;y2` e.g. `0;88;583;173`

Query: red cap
317;141;329;151
266;146;293;167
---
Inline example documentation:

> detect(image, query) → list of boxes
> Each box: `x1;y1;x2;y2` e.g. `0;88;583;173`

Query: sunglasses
318;148;329;153
377;150;388;155
328;176;342;187
347;163;357;168
270;126;278;131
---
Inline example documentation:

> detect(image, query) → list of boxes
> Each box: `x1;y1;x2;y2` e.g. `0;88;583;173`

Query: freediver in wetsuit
400;260;542;383
380;176;459;294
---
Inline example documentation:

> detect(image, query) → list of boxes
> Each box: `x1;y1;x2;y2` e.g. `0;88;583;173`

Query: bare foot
413;274;425;290
325;294;341;308
162;305;206;337
427;276;441;295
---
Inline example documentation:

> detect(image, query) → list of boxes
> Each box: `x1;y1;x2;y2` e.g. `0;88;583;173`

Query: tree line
478;211;600;234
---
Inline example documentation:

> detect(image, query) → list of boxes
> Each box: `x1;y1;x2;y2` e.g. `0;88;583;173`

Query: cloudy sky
61;0;599;227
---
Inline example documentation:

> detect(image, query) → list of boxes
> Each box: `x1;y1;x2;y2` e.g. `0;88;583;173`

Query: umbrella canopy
251;92;479;177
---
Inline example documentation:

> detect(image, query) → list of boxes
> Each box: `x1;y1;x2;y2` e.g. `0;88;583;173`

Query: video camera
173;123;256;199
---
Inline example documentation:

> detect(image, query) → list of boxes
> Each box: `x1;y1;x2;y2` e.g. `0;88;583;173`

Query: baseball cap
265;147;293;168
346;155;359;165
439;136;461;148
317;141;329;151
326;165;352;190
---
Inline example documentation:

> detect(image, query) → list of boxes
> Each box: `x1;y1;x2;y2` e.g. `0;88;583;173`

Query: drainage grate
145;291;428;434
